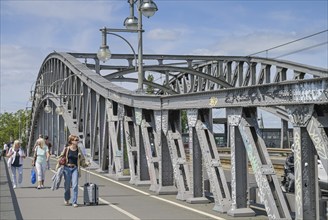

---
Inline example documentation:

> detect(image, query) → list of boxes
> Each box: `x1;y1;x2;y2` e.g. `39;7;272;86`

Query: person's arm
46;152;50;161
285;155;294;167
21;150;26;159
6;148;13;157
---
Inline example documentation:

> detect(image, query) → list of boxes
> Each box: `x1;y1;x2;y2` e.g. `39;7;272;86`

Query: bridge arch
28;52;328;220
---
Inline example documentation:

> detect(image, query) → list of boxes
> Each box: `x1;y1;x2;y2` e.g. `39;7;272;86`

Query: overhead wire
274;41;328;59
248;29;328;57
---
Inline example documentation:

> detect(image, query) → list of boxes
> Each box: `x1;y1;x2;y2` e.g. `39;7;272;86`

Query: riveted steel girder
28;52;328;219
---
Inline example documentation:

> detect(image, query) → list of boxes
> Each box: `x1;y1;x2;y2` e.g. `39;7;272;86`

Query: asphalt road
0;157;269;220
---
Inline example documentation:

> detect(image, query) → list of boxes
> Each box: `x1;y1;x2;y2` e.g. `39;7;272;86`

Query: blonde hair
68;134;79;145
12;140;21;149
37;138;45;149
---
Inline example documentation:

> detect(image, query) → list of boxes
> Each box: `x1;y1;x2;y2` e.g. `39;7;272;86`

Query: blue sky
1;0;327;127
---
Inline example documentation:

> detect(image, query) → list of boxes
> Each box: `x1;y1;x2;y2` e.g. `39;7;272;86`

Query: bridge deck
0;157;269;220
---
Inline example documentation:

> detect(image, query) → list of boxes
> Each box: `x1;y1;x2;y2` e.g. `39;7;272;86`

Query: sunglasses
73;139;79;141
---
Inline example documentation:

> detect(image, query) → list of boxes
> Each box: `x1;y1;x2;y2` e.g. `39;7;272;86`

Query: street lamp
97;0;158;93
44;99;52;113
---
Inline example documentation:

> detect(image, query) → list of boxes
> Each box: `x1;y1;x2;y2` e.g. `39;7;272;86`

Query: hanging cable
248;29;328;56
274;41;328;59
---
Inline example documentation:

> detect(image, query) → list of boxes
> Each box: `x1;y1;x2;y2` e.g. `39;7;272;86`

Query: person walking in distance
44;136;52;169
56;135;89;207
34;138;50;189
6;140;26;188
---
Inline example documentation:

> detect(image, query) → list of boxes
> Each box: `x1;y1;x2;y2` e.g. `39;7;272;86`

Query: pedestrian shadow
79;203;109;207
2;160;23;220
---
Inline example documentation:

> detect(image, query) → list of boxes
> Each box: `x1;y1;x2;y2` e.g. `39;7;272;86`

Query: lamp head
124;16;138;30
55;105;65;115
97;45;111;63
140;0;158;18
44;104;52;114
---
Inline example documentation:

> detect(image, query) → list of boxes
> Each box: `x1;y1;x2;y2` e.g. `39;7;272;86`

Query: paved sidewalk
0;159;23;220
1;156;268;220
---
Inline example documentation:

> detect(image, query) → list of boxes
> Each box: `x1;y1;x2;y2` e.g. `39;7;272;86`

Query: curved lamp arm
107;32;138;71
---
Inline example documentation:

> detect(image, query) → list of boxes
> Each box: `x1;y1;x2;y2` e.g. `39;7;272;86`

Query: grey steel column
287;105;318;220
239;107;291;219
155;110;176;195
280;119;289;148
186;109;209;204
134;108;150;185
227;107;255;217
293;127;318;220
306;107;328;175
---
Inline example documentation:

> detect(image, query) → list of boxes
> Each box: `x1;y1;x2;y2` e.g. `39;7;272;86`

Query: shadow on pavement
2;159;23;220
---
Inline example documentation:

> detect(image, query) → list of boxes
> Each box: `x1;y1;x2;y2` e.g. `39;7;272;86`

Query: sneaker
41;185;44;188
73;204;78;208
64;200;70;206
37;186;41;189
13;185;17;189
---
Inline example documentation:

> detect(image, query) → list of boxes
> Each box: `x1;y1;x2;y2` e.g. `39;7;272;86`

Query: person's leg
35;162;42;188
64;167;72;203
71;167;79;206
17;166;23;186
288;173;295;192
47;159;50;170
41;163;46;187
11;166;17;188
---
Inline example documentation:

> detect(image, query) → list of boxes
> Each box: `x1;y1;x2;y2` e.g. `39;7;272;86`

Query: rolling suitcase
83;166;99;205
83;182;99;205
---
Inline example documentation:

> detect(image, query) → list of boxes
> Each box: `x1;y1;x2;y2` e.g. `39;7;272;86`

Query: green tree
181;110;188;133
0;109;30;149
146;74;154;94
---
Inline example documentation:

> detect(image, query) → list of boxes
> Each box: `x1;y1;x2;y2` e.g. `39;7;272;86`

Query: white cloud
147;28;182;41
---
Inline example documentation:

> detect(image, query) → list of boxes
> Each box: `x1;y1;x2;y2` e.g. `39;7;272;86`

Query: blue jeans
11;166;23;186
64;166;79;205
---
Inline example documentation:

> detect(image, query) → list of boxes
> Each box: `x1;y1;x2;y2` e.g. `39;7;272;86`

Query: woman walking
56;134;89;207
34;138;50;189
6;140;26;188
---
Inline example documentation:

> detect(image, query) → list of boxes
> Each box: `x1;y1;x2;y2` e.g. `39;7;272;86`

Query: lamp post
97;0;158;93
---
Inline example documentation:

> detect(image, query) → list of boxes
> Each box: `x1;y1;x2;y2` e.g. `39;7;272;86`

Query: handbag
58;148;67;166
7;157;12;168
59;156;66;166
31;168;36;184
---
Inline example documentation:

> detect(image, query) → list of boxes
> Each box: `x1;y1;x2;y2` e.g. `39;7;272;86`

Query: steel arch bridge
27;52;328;220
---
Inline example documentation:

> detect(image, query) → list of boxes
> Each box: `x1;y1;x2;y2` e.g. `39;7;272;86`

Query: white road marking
48;157;226;220
49;168;140;220
81;168;227;220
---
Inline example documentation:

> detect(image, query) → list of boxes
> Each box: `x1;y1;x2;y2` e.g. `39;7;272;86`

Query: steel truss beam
286;104;328;220
234;107;291;219
165;110;193;200
195;109;231;212
28;52;328;220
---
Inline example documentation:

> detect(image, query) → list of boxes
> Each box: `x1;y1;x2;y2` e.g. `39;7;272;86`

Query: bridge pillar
287;105;319;220
280;119;290;148
166;110;194;201
154;110;177;195
185;109;210;204
239;107;291;219
195;109;231;212
227;108;255;217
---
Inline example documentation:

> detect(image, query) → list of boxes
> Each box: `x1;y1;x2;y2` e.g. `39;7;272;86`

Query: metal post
137;0;144;93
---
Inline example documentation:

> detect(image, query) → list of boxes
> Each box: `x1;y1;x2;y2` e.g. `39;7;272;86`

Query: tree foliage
0;109;30;149
146;74;154;94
